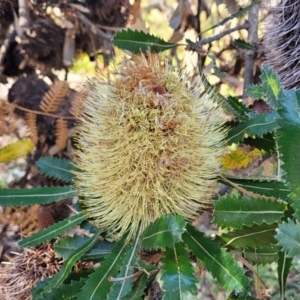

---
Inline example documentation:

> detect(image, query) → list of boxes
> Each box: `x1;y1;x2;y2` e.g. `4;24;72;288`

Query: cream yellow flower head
74;52;227;241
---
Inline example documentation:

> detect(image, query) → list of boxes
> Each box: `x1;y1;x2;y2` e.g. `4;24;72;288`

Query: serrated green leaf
243;246;279;265
234;39;254;51
246;84;265;99
276;219;300;259
0;186;76;206
108;227;141;300
76;236;130;300
213;193;286;229
201;0;259;34
208;54;227;77
83;239;115;261
227;110;279;144
260;66;283;109
220;178;289;200
121;273;149;300
42;228;101;294
0;139;34;163
113;29;177;53
33;278;86;300
183;224;251;294
161;242;198;300
54;234;91;261
277;250;292;299
19;213;86;248
227;96;250;121
141;214;187;250
220;223;278;249
36;157;80;183
243;133;275;153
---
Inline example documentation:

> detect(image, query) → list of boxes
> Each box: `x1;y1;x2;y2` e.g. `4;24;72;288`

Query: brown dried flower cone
264;0;300;89
0;243;62;300
74;53;227;241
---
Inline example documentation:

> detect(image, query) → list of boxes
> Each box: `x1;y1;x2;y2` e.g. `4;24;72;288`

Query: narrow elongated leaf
83;239;115;260
121;273;148;300
220;223;278;249
141;214;187;250
161;242;198;300
234;39;254;50
0;186;76;206
277;250;292;299
201;0;259;34
220;178;289;200
0;139;34;163
276;219;300;259
19;213;86;248
108;227;141;299
243;134;275;153
76;236;130;300
54;234;91;261
275;90;300;206
227;96;250;121
42;228;101;294
213;193;286;229
36;157;80;183
227;110;279;144
183;224;251;294
243;246;279;265
113;29;177;53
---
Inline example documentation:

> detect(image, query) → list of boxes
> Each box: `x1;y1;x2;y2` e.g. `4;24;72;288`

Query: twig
76;12;112;41
12;104;77;120
198;22;249;46
243;0;259;102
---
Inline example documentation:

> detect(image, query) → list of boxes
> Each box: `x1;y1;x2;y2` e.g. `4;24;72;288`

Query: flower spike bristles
74;52;227;242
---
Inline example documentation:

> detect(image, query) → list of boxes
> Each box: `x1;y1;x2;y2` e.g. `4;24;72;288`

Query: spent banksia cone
74;53;227;241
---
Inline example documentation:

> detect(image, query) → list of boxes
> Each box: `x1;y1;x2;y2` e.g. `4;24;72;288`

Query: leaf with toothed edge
19;212;86;248
121;273;149;300
161;242;198;299
36;156;81;183
183;224;251;294
113;29;178;53
141;214;187;250
107;227;141;300
41;228;101;295
0;186;76;206
213;192;287;229
76;235;130;300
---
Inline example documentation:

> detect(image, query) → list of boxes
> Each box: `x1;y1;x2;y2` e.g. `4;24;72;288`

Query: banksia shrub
74;53;227;241
264;0;300;89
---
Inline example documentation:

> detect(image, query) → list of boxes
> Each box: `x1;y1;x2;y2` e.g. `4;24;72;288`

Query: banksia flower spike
264;0;300;89
74;52;227;241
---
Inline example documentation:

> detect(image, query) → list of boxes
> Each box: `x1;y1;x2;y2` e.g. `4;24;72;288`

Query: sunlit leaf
113;29;178;53
141;214;187;250
19;213;86;248
0;139;34;163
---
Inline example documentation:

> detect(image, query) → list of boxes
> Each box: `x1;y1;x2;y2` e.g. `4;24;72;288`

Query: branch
76;12;112;41
243;0;259;102
198;22;249;46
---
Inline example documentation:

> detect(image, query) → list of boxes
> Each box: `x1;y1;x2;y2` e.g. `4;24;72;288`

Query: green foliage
113;29;178;53
234;39;254;50
277;250;293;298
141;214;187;250
214;192;287;229
243;246;279;265
0;186;76;206
161;242;198;299
183;224;251;294
20;212;86;248
36;157;80;183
